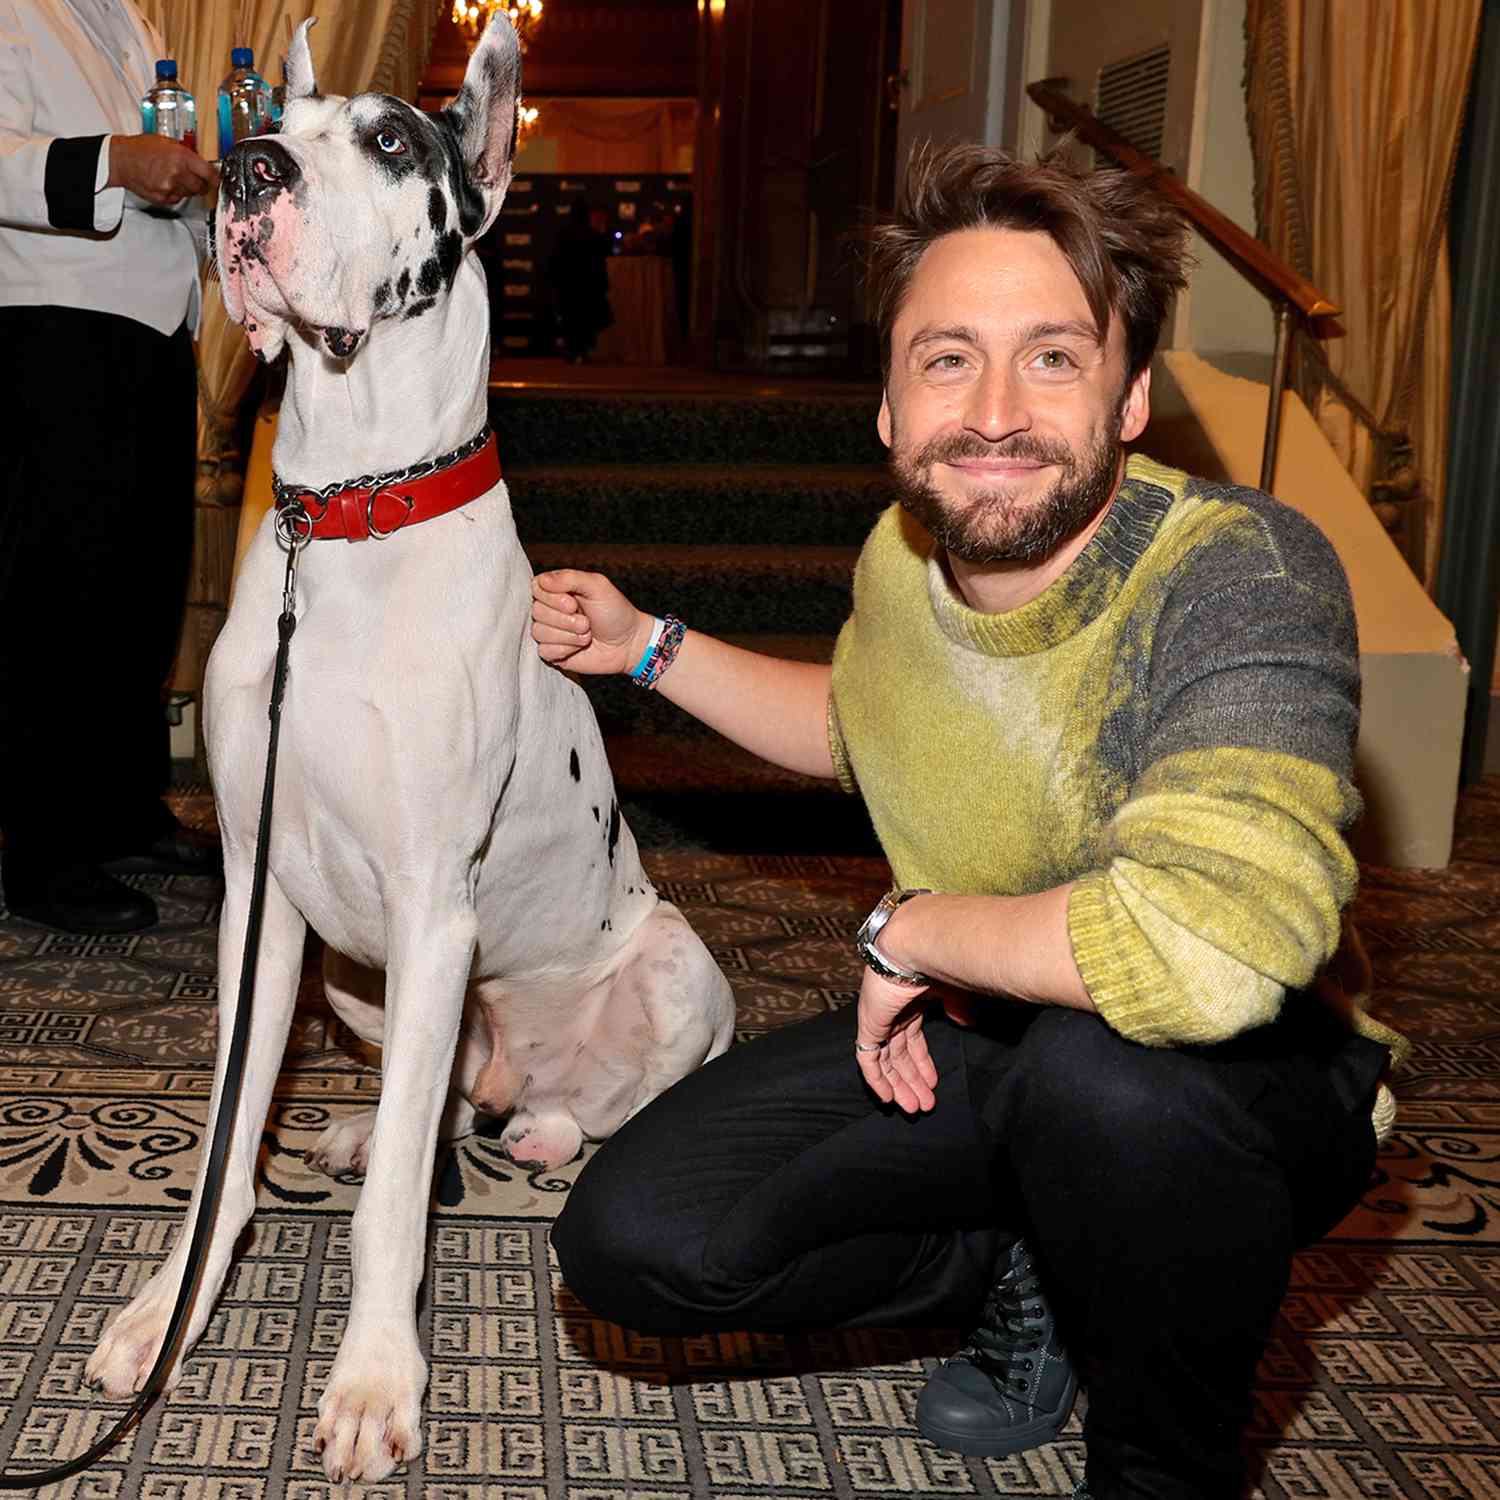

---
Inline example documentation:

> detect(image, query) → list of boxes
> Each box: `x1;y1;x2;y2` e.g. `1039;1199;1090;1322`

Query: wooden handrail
1027;80;1341;328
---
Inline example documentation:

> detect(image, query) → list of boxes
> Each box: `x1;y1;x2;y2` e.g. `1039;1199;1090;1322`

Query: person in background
530;143;1405;1500
546;195;612;364
620;198;671;255
1;0;220;935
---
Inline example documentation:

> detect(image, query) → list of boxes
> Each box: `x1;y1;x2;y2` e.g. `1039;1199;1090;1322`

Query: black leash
0;521;310;1491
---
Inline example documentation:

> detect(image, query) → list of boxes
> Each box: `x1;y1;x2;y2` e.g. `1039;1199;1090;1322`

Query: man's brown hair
866;143;1191;381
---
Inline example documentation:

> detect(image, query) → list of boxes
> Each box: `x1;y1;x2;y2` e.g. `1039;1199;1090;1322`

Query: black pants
0;306;195;874
553;997;1385;1500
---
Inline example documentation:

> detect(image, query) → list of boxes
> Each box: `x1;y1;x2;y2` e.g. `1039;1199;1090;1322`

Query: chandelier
452;0;543;46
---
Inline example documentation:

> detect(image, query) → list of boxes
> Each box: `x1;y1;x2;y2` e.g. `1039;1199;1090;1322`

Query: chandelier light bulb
452;0;544;45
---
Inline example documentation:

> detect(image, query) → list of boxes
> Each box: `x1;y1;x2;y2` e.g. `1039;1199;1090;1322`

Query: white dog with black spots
85;14;734;1484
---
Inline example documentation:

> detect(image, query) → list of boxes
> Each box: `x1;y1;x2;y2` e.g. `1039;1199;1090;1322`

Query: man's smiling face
878;226;1151;566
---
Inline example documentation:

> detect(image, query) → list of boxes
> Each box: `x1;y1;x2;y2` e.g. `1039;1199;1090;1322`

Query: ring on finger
853;1040;883;1054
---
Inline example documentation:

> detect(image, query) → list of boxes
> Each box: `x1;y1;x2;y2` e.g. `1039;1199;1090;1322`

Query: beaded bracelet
629;615;686;690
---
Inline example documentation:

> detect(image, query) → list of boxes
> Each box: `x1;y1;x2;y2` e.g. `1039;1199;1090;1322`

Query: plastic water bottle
217;48;274;153
140;60;197;151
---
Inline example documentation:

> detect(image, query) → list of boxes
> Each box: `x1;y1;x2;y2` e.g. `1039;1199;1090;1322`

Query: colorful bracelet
629;614;686;690
628;617;666;679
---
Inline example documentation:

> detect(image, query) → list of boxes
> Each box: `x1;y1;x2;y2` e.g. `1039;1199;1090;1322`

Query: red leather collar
274;433;502;543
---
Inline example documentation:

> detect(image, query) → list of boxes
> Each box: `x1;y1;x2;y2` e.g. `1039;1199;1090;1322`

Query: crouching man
529;142;1404;1500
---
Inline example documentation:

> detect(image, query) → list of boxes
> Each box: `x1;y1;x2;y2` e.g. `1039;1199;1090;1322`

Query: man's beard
889;404;1124;565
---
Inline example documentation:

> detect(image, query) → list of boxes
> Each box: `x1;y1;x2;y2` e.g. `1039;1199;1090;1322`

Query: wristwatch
856;887;933;987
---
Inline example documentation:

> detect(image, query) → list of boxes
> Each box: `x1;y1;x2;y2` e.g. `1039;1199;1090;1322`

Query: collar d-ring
366;487;414;540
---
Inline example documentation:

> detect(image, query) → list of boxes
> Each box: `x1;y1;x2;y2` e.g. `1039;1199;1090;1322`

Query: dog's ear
285;18;319;102
442;10;521;236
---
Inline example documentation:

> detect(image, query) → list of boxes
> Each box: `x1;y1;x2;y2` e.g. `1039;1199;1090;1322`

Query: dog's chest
208;513;533;965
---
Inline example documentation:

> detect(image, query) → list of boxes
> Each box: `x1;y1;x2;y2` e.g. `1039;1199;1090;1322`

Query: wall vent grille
1093;44;1171;169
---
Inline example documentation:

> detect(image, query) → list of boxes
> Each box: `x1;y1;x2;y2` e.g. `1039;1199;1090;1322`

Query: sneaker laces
954;1247;1049;1396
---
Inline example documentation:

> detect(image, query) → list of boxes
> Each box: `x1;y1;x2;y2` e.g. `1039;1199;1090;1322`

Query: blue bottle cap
155;58;177;79
231;47;254;67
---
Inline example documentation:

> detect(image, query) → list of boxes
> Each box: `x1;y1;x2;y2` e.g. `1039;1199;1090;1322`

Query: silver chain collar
271;425;493;517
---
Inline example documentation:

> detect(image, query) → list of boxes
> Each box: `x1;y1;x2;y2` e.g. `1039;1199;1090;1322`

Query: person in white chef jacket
0;0;223;936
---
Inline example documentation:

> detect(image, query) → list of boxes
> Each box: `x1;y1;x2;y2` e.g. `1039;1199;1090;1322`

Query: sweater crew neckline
927;453;1180;657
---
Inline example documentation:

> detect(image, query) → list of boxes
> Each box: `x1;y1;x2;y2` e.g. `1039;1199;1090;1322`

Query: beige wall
1178;0;1275;363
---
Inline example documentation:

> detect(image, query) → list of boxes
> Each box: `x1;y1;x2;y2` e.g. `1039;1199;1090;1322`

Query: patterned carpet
1;781;1498;1497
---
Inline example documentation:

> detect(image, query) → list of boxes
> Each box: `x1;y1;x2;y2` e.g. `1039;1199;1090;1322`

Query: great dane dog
85;14;734;1484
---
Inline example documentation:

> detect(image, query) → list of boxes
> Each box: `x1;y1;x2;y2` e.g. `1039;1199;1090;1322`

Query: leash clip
274;497;315;550
274;499;313;617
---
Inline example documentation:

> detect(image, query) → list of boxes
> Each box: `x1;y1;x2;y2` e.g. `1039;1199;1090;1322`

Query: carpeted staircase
491;381;893;853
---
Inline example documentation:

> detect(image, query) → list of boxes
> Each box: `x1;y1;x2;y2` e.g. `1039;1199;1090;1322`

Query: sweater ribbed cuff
44;134;107;231
1067;872;1167;1045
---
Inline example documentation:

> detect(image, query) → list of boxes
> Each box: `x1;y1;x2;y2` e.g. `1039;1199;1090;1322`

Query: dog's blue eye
375;130;405;155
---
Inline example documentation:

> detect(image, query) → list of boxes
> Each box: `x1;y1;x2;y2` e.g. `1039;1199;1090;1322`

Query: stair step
490;389;885;465
491;371;880;846
577;634;835;737
607;732;833;795
526;543;857;637
507;463;892;548
608;733;879;855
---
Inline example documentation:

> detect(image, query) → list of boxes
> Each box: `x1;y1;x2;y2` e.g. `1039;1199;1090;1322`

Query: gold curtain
136;0;441;696
1243;0;1481;587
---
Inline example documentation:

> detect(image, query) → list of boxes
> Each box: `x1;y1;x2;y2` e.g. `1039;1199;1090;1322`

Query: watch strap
857;887;933;987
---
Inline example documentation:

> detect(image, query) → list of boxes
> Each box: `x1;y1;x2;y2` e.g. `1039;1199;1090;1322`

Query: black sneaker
915;1236;1078;1457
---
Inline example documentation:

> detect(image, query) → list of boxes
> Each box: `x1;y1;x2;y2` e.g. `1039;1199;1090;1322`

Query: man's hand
532;569;654;676
532;569;835;778
106;135;218;206
854;968;939;1115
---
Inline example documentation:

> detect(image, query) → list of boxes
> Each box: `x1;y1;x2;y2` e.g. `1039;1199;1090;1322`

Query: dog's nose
223;139;301;208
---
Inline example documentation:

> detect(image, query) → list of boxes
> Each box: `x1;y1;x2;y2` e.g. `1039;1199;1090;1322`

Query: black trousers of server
553;996;1387;1500
0;305;195;878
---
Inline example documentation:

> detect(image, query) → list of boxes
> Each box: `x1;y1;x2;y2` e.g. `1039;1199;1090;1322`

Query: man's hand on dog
107;134;219;206
532;570;654;675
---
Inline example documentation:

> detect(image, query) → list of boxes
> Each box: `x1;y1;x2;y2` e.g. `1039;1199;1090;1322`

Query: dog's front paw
306;1107;378;1178
314;1325;426;1484
85;1272;194;1399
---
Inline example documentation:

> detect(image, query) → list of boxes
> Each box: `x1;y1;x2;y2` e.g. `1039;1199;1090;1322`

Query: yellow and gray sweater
829;454;1405;1133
